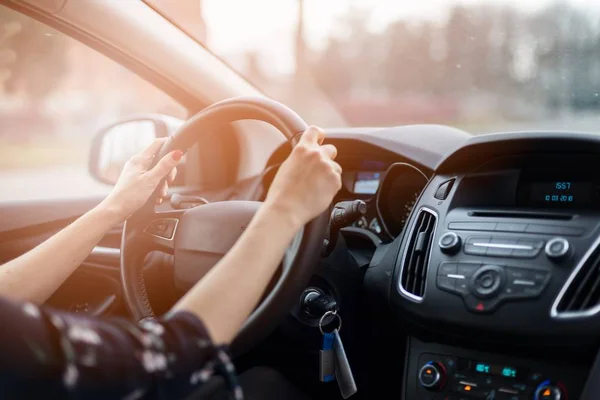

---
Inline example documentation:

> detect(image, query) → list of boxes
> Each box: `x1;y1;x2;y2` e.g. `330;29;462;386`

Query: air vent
554;241;600;317
400;208;437;301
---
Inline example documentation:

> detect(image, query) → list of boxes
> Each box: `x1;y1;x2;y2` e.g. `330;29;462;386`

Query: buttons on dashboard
448;221;585;237
504;268;550;299
434;179;455;200
544;237;570;260
439;232;462;254
418;362;445;389
448;222;497;231
464;236;544;259
437;262;551;313
471;265;505;298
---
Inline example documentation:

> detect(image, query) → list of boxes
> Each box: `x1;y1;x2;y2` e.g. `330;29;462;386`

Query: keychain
318;310;357;398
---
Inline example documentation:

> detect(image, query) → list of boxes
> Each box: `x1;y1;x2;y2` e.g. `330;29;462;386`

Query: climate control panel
405;338;586;400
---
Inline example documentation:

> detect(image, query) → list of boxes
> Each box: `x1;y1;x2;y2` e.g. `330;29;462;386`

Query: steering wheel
120;97;329;354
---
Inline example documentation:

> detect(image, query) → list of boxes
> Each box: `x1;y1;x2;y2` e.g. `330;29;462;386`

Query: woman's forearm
171;202;302;344
0;202;122;304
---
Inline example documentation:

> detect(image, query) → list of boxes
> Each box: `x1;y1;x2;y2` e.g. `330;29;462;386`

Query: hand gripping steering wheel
120;97;329;354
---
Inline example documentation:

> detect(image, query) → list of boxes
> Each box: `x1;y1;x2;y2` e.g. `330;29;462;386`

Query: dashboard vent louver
555;244;600;315
400;208;437;300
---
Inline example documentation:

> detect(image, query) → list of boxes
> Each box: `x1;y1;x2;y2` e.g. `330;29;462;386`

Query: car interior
3;1;600;400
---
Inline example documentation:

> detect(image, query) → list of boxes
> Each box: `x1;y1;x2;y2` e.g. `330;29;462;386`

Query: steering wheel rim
120;96;329;355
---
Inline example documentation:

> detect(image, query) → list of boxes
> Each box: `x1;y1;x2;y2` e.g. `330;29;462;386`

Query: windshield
192;0;600;134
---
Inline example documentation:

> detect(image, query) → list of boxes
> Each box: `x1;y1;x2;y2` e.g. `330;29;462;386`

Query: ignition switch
301;289;338;318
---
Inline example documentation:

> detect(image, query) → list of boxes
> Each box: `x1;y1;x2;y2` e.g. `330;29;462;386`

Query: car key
319;330;335;382
333;328;357;398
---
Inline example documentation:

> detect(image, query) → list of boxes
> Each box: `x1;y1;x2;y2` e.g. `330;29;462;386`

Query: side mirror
89;115;183;185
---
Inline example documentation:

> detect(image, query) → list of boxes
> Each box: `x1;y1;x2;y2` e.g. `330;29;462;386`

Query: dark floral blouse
0;296;241;399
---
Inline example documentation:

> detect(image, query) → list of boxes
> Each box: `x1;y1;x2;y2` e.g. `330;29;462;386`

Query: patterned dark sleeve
0;296;242;400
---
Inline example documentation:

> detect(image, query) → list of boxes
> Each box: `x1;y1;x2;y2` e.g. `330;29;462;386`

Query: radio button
437;276;456;293
438;262;457;276
486;246;512;257
504;268;549;299
495;222;527;233
465;236;490;256
465;244;487;256
471;265;505;298
457;263;480;278
449;222;497;231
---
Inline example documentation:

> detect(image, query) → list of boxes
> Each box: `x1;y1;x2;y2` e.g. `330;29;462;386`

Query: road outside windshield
196;0;600;133
2;0;600;202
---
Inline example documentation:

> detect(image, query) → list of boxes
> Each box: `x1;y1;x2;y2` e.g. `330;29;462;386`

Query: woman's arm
172;126;341;344
0;296;240;399
0;139;181;304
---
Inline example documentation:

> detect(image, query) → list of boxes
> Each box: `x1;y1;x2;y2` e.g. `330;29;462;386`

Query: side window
0;6;187;202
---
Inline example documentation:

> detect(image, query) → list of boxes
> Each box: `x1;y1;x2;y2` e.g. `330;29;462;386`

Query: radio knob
545;237;570;260
418;361;446;390
534;384;564;400
439;232;461;254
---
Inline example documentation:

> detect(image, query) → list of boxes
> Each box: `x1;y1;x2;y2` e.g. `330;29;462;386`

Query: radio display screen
517;169;600;209
528;181;593;206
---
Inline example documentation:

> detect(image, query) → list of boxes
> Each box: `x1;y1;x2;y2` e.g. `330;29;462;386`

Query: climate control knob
534;384;564;400
418;361;446;390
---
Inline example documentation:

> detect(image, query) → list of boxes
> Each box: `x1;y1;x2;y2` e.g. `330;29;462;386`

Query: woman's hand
265;126;342;227
100;138;183;222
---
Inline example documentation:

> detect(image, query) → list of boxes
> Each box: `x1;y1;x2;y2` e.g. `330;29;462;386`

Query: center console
384;150;600;399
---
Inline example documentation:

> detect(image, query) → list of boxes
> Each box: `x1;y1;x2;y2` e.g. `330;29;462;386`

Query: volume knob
439;232;461;254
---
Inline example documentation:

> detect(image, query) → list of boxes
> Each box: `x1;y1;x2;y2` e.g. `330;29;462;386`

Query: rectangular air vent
400;208;437;300
555;243;600;316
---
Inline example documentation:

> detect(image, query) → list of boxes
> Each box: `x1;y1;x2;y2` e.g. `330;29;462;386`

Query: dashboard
368;132;600;400
263;128;600;399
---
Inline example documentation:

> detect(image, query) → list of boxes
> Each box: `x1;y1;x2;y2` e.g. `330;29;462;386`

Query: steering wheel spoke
141;210;184;253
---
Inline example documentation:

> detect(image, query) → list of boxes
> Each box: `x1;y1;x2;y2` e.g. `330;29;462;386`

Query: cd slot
468;210;573;221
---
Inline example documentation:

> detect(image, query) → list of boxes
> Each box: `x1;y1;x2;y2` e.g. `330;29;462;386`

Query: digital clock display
529;181;593;206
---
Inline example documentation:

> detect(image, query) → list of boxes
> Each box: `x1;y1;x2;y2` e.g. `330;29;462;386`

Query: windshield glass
192;0;600;134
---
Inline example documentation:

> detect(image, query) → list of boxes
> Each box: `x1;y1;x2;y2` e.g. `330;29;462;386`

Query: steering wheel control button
418;362;445;390
470;265;505;299
434;179;455;200
145;218;177;240
545;237;570;260
439;232;461;254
